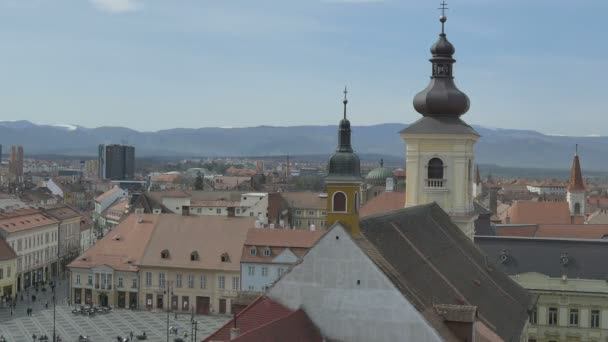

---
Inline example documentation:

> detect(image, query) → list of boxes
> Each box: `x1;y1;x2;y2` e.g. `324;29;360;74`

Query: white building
240;228;324;292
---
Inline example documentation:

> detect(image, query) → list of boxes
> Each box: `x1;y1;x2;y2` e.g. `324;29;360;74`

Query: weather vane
438;1;448;33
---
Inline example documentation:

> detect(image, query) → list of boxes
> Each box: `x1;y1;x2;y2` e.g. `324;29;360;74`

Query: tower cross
438;1;449;33
343;86;348;120
438;0;448;16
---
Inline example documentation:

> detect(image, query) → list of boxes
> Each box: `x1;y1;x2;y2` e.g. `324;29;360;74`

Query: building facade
240;228;325;292
0;210;60;291
476;236;608;342
280;192;327;229
0;238;17;298
98;144;135;181
44;205;82;276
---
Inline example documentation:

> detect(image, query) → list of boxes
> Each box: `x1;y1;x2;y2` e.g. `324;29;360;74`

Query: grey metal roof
476;236;608;280
358;203;532;342
400;116;479;135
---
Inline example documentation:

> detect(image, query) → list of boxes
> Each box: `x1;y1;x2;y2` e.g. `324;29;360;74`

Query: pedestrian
45;300;48;309
129;332;133;340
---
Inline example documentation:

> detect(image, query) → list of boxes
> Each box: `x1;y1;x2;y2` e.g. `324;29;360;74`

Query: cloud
90;0;140;13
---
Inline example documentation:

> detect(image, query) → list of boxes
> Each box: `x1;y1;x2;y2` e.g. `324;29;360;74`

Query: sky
0;0;606;135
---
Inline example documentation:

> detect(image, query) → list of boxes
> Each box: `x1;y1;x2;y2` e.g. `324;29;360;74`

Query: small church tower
326;88;362;237
400;8;478;239
567;145;586;221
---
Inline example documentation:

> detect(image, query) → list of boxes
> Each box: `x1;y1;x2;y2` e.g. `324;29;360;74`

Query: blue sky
0;0;605;135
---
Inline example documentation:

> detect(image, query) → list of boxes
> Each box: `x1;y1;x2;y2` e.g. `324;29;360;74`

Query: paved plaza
0;280;230;342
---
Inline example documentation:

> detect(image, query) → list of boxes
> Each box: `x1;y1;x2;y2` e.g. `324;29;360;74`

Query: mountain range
0;120;605;170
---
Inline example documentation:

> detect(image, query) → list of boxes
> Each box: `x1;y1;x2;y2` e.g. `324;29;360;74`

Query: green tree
194;171;204;190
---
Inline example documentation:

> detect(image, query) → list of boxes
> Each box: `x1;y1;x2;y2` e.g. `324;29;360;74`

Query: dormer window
221;253;230;262
249;247;257;256
499;249;509;264
161;249;170;259
190;251;199;261
263;248;271;257
561;253;569;266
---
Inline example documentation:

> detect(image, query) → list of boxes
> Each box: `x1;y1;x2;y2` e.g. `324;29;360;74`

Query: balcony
425;179;447;190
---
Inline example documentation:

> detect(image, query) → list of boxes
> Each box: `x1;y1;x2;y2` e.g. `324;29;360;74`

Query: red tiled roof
502;201;571;225
203;296;299;342
243;228;325;248
495;224;608;239
360;191;405;217
233;309;323;342
495;225;538;237
568;154;586;192
536;224;608;239
0;238;17;261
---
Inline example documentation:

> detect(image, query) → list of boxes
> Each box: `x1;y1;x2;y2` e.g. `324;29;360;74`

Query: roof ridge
360;202;436;222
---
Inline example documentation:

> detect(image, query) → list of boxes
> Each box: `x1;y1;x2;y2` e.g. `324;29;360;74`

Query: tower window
332;192;347;212
427;158;444;179
574;202;581;215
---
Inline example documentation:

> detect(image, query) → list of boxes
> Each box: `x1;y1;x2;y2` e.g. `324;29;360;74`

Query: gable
272;248;299;264
268;224;445;342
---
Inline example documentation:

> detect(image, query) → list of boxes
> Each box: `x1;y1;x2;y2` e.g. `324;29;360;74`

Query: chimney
230;312;240;340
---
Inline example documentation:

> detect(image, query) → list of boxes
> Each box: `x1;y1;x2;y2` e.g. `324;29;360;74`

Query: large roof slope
359;203;532;342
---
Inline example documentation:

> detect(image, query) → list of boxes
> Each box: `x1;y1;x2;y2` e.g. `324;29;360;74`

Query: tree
194;171;204;190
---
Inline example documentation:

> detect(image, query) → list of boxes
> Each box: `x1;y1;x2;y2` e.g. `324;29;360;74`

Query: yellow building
0;239;17;298
69;212;254;314
137;215;253;315
325;89;362;237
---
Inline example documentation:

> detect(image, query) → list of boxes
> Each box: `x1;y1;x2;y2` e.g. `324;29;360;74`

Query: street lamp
52;284;56;342
165;281;173;342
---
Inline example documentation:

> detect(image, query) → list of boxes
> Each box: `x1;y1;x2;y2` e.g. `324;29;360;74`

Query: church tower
567;145;586;220
400;8;478;239
326;88;362;237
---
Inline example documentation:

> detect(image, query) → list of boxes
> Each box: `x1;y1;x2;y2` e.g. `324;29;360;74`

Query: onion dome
365;159;395;186
413;15;470;118
327;88;362;182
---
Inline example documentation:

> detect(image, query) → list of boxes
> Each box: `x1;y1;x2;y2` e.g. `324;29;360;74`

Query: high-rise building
8;145;24;184
98;144;135;180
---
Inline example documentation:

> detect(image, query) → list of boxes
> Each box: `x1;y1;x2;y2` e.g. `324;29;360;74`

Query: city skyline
0;0;606;135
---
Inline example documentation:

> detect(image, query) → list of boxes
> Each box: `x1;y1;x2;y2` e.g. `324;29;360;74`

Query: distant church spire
412;2;470;117
568;145;585;192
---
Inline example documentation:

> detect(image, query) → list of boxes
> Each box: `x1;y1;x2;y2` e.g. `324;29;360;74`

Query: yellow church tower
326;88;362;237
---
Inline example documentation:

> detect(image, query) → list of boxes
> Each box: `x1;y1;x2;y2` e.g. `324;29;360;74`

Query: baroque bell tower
326;88;363;237
400;4;478;239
